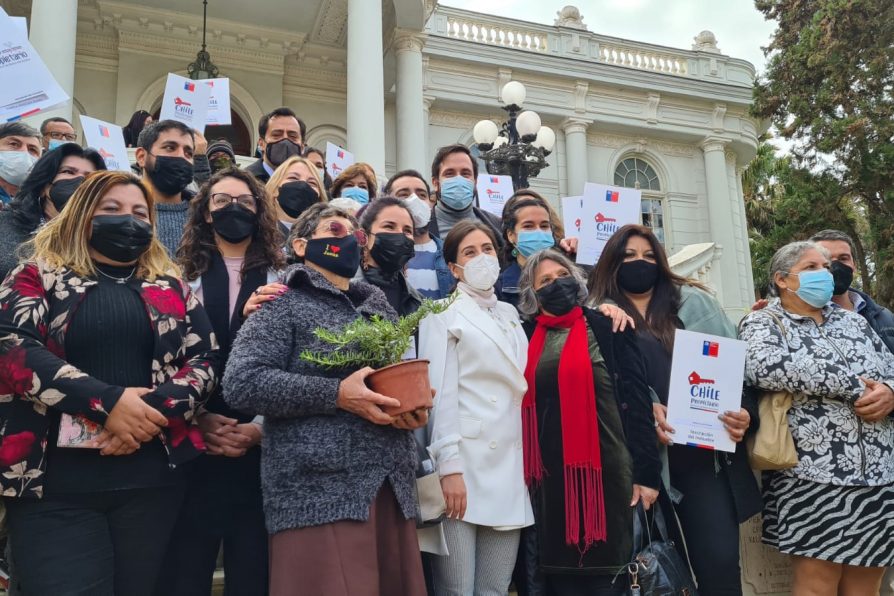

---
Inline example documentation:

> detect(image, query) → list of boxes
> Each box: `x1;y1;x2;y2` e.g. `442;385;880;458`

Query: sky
438;0;777;75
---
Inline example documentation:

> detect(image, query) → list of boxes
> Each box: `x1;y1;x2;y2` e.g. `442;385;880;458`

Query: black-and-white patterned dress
740;299;894;567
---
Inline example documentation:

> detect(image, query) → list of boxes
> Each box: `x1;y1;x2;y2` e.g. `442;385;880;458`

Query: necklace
96;266;136;284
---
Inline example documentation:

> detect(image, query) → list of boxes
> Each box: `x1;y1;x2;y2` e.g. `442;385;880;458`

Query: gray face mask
0;151;38;187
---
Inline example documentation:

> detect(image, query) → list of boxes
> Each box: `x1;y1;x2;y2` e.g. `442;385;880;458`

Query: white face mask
458;253;500;291
0;150;38;188
402;194;431;228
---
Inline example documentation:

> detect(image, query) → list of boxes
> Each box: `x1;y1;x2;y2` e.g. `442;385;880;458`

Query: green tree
752;0;894;304
743;141;868;296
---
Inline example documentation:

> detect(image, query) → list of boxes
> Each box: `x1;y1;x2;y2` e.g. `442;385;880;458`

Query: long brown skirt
269;482;427;596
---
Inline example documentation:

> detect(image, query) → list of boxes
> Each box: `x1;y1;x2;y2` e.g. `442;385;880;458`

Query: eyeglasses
210;193;257;210
47;132;77;142
315;220;367;247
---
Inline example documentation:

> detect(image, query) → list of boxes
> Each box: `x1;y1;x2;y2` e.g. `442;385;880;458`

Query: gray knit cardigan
223;263;418;533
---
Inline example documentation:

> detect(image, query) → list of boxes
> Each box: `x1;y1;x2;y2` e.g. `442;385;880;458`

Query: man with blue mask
429;144;502;243
0;122;42;205
40;117;77;152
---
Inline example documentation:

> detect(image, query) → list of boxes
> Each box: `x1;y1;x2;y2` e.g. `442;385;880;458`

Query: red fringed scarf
523;306;606;552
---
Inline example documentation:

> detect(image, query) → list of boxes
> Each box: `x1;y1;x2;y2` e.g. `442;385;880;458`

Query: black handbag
626;503;698;596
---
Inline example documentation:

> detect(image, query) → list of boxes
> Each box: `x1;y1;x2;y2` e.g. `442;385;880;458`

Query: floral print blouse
740;298;894;486
0;261;219;498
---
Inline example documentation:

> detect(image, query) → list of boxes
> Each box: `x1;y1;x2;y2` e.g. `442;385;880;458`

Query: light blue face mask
516;230;555;258
787;269;834;308
439;176;475;210
47;139;66;151
340;186;369;206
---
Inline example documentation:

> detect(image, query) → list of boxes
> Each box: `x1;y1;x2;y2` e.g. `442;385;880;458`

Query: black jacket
851;288;894;354
244;158;271;184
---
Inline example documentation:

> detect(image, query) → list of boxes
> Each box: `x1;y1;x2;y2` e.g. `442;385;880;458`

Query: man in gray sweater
134;120;198;256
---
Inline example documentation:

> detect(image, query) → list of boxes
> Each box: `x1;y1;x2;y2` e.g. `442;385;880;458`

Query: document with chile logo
665;329;745;453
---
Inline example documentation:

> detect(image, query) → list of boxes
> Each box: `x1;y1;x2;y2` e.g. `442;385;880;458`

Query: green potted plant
300;298;452;415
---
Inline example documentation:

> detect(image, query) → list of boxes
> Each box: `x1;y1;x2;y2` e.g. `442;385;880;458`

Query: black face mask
265;139;303;168
304;235;361;279
535;276;580;316
146;155;194;196
831;260;854;296
618;259;659;294
278;181;318;218
90;215;153;263
370;232;415;275
47;176;85;212
211;203;257;243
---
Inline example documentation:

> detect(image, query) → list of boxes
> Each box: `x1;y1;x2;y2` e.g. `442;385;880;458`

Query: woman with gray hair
223;202;428;595
740;240;894;595
515;248;660;595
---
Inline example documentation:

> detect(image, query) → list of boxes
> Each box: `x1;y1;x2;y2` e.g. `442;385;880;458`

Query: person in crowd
330;162;378;207
303;145;332;192
356;196;421;316
429;144;501;241
740;240;894;595
223;203;427;596
0;170;219;596
0;143;106;279
497;190;577;308
39;117;77;151
384;169;453;300
162;169;285;596
419;220;533;596
265;155;327;237
514;248;660;595
808;229;894;353
205;139;237;175
134;120;197;256
0;123;42;204
122;110;153;148
587;224;761;596
245;107;306;183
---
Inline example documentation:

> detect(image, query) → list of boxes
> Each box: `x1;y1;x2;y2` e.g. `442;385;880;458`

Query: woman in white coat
420;219;533;596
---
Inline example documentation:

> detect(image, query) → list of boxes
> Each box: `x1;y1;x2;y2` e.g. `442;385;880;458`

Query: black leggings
669;446;742;596
4;485;184;596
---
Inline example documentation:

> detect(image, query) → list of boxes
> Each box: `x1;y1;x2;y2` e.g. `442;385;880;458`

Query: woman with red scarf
516;248;660;595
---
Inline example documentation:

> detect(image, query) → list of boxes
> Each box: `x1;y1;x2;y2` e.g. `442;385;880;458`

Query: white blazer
419;292;534;528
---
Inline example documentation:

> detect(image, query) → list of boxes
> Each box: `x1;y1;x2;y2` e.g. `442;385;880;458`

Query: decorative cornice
645;93;661;125
393;29;426;54
310;0;347;46
712;103;727;132
700;136;729;153
429;110;480;129
561;117;592;135
573;81;589;114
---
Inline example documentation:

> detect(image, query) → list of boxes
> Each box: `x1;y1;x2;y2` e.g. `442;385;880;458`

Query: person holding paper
355;196;422;316
0;170;218;596
496;190;578;309
0;143;106;279
740;240;894;595
419;220;533;596
162;168;285;596
245;107;306;184
385;169;454;300
428;144;502;241
513;248;660;594
0;122;42;204
587;224;760;596
134;120;197;256
222;203;427;596
39;117;77;151
264;155;326;238
331;162;378;207
122;110;153;148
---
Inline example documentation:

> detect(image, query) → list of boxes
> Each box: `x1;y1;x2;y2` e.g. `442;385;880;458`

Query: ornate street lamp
187;0;220;80
473;81;556;190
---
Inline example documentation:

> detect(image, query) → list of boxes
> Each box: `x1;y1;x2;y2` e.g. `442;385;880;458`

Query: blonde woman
0;171;219;595
264;156;327;235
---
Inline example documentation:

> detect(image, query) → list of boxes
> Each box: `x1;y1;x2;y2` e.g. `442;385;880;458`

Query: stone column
394;31;426;175
701;136;740;310
29;0;79;123
562;118;591;196
422;95;435;176
347;0;386;176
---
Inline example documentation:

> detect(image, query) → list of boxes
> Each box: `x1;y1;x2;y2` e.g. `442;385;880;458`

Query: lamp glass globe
473;120;500;145
516;111;542;137
501;81;526;107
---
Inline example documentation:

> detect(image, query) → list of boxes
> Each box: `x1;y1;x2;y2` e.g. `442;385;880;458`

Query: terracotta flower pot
366;359;433;417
